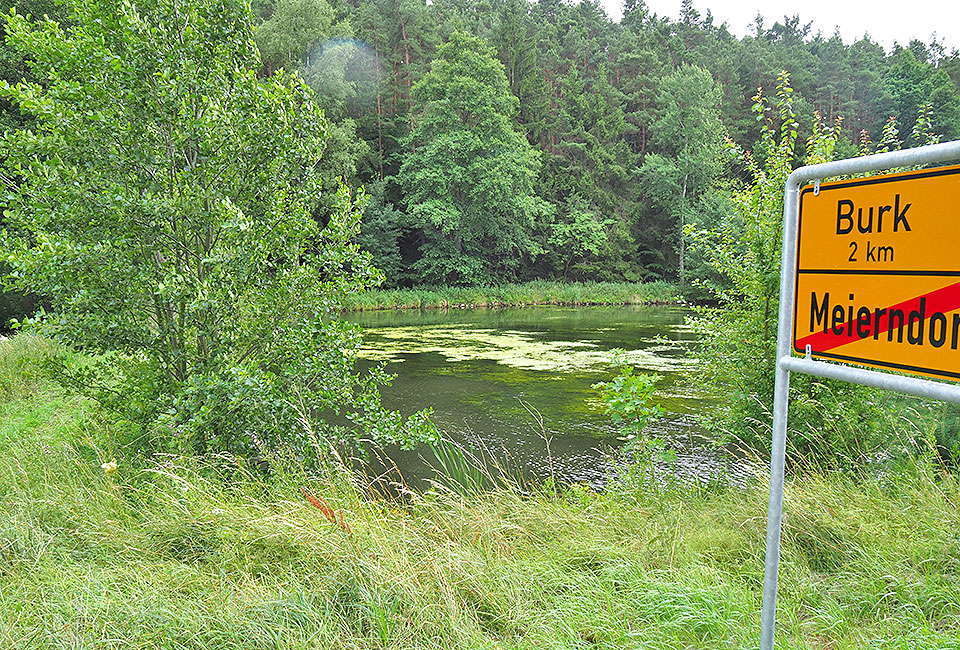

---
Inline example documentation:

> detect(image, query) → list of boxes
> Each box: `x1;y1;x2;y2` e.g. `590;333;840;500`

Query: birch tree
639;64;724;286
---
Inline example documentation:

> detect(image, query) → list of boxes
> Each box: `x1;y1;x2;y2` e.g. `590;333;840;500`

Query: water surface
346;305;739;487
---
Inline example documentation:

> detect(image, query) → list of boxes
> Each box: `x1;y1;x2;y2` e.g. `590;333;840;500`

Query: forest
4;0;960;295
2;1;960;647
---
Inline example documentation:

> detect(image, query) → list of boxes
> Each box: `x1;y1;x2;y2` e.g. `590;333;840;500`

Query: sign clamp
760;140;960;650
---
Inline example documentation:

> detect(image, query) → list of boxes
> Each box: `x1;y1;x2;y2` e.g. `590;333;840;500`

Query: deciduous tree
640;64;724;286
0;0;433;455
398;31;547;284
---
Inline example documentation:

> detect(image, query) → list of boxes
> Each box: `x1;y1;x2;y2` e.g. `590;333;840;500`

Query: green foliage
935;403;960;467
593;349;663;436
691;73;928;466
640;64;726;287
0;0;433;457
0;284;33;332
536;61;640;282
546;196;615;280
692;73;801;394
488;0;548;138
185;0;960;286
254;0;373;222
593;348;672;465
356;179;404;284
0;0;66;130
255;0;339;73
398;31;548;285
911;103;941;147
882;46;960;142
426;437;486;494
876;115;902;153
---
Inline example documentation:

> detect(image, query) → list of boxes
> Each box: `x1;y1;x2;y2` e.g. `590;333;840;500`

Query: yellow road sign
793;164;960;380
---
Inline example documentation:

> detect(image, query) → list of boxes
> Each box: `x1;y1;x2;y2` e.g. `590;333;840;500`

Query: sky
598;0;960;52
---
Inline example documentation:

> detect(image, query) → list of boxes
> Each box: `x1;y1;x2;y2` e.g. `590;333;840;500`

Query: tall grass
0;334;58;400
342;280;680;311
1;334;959;649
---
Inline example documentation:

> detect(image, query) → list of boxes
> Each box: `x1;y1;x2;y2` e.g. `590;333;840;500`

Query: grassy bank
342;280;680;311
2;335;960;649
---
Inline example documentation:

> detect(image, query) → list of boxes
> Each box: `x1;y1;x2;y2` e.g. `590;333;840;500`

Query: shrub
690;73;932;467
0;0;434;457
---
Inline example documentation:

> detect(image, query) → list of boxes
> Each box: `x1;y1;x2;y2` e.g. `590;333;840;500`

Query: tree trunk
393;60;399;115
679;173;688;286
375;49;384;179
401;20;413;129
641;94;647;156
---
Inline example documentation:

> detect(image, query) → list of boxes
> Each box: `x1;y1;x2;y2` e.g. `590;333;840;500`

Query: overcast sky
598;0;959;52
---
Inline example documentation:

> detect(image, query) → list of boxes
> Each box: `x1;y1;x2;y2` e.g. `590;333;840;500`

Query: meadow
2;335;958;649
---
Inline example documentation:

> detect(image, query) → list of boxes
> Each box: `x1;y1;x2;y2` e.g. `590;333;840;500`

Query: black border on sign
797;347;960;381
792;163;960;380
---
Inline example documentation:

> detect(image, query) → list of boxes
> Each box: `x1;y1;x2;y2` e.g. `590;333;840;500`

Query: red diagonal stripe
796;279;960;353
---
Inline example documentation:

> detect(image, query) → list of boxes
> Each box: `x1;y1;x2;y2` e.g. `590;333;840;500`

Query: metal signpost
760;140;960;650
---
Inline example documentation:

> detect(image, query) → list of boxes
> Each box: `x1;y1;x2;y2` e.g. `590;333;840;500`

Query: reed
342;280;680;311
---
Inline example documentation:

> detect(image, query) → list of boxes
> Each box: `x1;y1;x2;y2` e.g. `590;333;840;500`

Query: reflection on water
344;305;752;488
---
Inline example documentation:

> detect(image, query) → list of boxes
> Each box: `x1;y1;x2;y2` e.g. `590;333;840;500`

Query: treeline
3;0;960;289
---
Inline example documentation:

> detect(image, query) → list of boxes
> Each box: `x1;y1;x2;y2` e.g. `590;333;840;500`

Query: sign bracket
760;140;960;650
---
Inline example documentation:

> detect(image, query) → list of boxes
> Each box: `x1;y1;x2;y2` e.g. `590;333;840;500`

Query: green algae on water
359;325;696;373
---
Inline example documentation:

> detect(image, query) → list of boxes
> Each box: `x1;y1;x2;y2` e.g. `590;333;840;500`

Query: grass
1;334;960;649
341;280;680;311
0;333;59;401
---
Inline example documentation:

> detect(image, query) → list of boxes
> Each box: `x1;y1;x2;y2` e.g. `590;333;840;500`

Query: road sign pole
780;355;960;402
759;174;801;650
760;139;960;649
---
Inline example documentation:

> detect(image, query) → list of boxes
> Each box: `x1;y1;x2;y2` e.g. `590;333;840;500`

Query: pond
345;305;748;489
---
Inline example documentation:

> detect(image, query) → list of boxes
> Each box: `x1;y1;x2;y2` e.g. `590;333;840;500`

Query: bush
593;349;674;469
691;73;932;467
0;0;434;458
